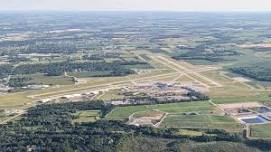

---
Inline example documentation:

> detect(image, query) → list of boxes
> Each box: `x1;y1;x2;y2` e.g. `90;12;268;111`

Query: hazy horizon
0;0;271;12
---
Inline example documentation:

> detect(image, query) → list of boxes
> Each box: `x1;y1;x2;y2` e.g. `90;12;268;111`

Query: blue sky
0;0;271;11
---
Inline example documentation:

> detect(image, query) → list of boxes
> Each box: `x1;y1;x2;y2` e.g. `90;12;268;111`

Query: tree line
0;100;249;151
0;60;151;80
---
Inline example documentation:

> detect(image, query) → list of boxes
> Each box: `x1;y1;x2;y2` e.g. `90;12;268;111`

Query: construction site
218;102;271;125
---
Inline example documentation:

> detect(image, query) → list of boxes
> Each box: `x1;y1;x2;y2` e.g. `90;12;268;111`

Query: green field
123;64;153;69
68;71;113;78
177;129;203;137
28;74;75;85
0;114;7;122
171;141;260;152
0;92;32;108
251;124;271;139
160;115;243;132
212;93;271;105
106;101;213;121
96;89;124;100
106;101;243;132
72;110;100;123
10;74;75;86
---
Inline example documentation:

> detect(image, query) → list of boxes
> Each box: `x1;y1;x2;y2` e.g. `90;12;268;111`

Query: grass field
106;105;149;121
177;129;203;137
106;101;243;132
202;70;271;104
28;74;75;85
68;71;112;78
72;110;100;123
160;115;243;132
133;110;164;118
250;124;271;139
0;92;32;108
106;101;213;121
212;93;271;105
123;64;153;69
96;89;124;100
0;113;7;122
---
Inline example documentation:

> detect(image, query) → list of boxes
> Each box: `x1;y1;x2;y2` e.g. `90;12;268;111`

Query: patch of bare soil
128;110;166;126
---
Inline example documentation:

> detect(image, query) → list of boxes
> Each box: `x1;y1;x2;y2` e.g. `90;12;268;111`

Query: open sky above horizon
0;0;271;12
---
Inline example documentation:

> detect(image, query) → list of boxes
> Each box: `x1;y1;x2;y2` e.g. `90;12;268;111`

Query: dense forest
8;76;32;87
0;64;13;78
231;62;271;81
0;100;270;151
12;61;138;76
172;45;240;62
